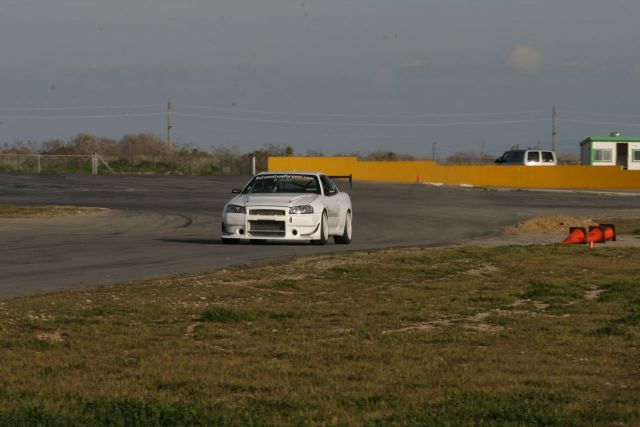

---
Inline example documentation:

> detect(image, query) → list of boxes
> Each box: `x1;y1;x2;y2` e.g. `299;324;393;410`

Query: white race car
221;172;352;245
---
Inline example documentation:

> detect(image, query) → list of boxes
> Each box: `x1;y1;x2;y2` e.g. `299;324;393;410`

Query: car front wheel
312;211;329;245
334;210;352;244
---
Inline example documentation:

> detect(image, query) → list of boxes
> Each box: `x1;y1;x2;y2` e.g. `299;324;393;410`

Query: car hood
231;193;320;207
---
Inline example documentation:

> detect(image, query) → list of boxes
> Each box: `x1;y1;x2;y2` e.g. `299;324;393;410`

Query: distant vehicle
221;172;352;245
495;149;557;166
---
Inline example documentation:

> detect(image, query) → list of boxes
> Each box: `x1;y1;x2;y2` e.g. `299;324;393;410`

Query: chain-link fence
0;153;258;176
0;154;101;174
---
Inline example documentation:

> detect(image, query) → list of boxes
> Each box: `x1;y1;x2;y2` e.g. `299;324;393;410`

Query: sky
1;0;640;158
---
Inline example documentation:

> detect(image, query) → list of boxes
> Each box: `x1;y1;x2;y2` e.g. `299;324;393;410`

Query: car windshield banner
254;174;311;181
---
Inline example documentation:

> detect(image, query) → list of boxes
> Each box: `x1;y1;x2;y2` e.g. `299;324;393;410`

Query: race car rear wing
329;174;353;189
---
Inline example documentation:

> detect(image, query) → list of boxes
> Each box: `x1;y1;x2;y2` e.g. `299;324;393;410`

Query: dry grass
0;204;110;218
0;246;639;425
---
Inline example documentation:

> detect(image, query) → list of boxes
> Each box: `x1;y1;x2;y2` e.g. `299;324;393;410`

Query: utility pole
552;104;557;152
251;152;257;175
167;98;173;150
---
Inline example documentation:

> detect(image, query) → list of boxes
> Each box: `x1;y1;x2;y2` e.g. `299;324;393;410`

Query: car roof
256;171;323;177
504;149;554;153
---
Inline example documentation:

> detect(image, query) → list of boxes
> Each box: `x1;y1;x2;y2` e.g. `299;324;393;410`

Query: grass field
0;245;638;426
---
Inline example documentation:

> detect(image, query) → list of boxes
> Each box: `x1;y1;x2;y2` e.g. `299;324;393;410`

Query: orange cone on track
562;227;586;245
587;227;605;244
599;224;616;241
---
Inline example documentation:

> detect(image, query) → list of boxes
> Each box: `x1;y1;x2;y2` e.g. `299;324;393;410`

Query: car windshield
243;174;320;194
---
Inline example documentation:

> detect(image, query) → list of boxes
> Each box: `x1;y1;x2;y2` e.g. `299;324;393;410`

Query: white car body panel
221;172;352;243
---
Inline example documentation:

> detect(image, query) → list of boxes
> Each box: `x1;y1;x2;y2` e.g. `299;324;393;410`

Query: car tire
221;238;239;244
312;211;329;246
334;210;352;244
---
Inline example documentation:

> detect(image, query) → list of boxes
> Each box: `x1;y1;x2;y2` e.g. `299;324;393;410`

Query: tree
0;140;38;154
446;152;476;165
120;133;169;156
40;139;67;154
557;153;580;165
68;133;99;154
262;144;294;156
445;151;498;165
305;150;325;157
478;154;497;164
250;144;295;173
365;150;414;161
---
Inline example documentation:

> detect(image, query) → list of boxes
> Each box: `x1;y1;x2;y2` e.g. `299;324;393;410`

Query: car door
320;175;340;231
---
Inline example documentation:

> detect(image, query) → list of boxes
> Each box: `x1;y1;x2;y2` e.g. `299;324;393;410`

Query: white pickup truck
495;149;557;166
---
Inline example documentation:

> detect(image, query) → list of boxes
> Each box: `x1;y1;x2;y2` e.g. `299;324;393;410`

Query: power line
2;101;639;121
174;112;548;127
318;134;429;139
0;102;547;118
561;110;640;118
559;118;640;127
0;113;164;120
179;104;547;119
0;104;163;112
4;102;639;130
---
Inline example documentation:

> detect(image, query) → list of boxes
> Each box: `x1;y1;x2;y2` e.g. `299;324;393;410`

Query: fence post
37;154;41;173
251;154;256;175
96;154;115;174
92;153;97;175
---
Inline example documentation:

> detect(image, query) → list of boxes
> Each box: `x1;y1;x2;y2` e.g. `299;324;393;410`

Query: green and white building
580;133;640;170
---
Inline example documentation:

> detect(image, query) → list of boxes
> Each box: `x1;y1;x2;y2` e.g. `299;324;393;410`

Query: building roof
580;136;640;146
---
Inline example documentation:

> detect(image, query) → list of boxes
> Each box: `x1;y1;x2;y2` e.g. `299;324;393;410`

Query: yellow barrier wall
268;157;640;190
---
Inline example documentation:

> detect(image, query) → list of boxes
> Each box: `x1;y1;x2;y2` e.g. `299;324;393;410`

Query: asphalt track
2;173;640;298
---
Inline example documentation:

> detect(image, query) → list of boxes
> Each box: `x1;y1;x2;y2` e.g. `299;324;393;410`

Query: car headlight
289;205;314;214
225;204;246;214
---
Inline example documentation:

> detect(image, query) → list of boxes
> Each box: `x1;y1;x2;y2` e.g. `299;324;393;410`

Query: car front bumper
221;207;321;241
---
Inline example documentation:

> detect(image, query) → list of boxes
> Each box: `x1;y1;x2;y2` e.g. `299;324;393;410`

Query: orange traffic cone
599;224;616;241
587;226;605;245
561;227;586;245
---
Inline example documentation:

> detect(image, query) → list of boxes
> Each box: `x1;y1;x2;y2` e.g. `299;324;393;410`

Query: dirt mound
505;215;592;234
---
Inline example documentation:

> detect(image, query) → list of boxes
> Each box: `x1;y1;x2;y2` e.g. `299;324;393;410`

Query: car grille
249;220;285;237
249;209;285;216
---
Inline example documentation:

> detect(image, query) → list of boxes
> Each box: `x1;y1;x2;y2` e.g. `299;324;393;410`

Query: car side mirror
232;189;241;194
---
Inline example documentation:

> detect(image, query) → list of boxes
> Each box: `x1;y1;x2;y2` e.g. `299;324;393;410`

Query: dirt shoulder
476;214;640;247
0;205;113;219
